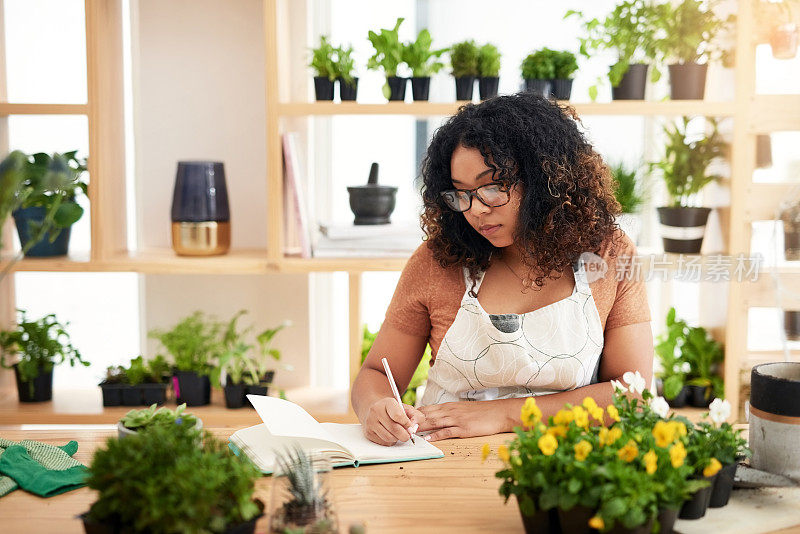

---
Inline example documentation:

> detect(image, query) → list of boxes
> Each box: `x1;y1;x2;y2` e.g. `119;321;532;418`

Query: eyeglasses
440;182;512;212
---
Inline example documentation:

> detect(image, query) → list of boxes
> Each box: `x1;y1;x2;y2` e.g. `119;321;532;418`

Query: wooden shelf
281;255;409;272
0;250;94;272
749;95;800;133
278;100;737;117
0;103;89;115
109;248;274;274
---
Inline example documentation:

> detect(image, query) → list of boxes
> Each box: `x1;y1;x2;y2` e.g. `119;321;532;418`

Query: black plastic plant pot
410;77;431;101
141;383;168;405
666;386;690;408
245;384;269;408
657;206;711;254
611;63;648;101
13;206;72;257
709;463;737;508
688;385;713;408
313;76;334;101
524;79;551;98
224;383;247;409
454;76;476;101
556;505;594;534
386;76;407;101
656;507;678;534
478;77;499;100
606;517;654;534
99;382;124;407
517;501;558;534
121;385;144;406
550;79;573;100
262;370;275;384
338;77;358;101
14;364;53;403
668;63;707;100
78;512;118;534
173;371;211;406
678;475;716;519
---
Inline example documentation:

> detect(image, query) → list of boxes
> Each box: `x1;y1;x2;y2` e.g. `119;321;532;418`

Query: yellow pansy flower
607;404;620;422
546;425;568;438
498;444;510;463
653;421;677;448
606;426;622;446
521;397;543;426
572;405;589;428
481;443;490;462
588;516;605;530
669;441;686;468
617;440;639;462
598;427;609;447
671;421;687;437
643;449;658;475
582;397;598;411
704;458;722;477
538;434;558;456
553;408;575;426
590;406;605;424
574;440;592;461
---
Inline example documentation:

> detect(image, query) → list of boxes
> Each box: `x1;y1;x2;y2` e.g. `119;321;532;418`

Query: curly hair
420;92;623;290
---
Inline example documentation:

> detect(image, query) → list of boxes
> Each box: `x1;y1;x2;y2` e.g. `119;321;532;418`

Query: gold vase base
172;221;230;256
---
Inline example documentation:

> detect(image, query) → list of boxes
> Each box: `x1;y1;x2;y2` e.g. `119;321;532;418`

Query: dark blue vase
13;206;72;257
170;161;231;256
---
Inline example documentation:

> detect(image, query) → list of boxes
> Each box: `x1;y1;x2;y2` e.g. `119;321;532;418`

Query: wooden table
0;426;799;534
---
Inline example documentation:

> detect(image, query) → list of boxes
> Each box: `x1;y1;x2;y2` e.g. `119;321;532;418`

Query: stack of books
314;222;423;258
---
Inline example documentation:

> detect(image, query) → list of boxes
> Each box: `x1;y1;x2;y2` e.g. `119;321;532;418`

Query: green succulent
272;446;335;532
120;403;198;431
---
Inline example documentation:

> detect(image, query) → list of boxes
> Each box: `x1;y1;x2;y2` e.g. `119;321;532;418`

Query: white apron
419;257;604;405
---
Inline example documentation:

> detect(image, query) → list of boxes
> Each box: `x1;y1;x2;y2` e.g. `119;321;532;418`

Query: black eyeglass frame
439;181;514;212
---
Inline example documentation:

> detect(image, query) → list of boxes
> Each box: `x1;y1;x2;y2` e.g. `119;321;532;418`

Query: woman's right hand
363;397;425;446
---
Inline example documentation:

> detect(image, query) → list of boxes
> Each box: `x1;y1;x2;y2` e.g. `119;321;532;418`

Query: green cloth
0;438;88;497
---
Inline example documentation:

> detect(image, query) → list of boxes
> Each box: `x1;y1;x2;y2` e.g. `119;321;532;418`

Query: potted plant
759;0;798;59
0;309;89;402
551;50;579;100
450;40;479;101
246;320;292;400
402;28;448;102
655;308;692;408
11;150;88;257
567;1;662;100
98;365;126;407
520;49;555;97
680;420;723;519
269;446;338;533
149;311;226;406
83;423;263;533
367;17;408;101
701;399;749;508
309;35;337;101
335;43;358;101
117;402;202;438
650;116;726;254
611;161;646;245
477;43;501;100
219;310;258;409
654;0;729;100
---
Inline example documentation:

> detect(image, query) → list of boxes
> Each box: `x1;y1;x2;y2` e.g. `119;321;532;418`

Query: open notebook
228;395;444;474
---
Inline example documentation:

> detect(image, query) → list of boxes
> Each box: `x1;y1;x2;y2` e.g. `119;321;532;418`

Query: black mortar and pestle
347;162;397;225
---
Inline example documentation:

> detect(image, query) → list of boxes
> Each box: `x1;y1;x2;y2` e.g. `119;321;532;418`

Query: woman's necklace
500;255;528;288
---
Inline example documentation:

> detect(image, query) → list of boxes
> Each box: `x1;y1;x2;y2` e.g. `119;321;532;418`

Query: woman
352;93;653;446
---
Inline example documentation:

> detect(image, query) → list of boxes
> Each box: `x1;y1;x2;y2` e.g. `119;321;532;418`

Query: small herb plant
271;446;337;533
0;152;31;251
0;309;89;393
402;28;448;77
334;44;357;85
650;116;727;208
86;423;261;532
610;161;646;214
218;311;291;387
654;0;729;64
148;311;226;385
120;403;198;431
521;49;556;80
309;35;337;81
477;43;501;78
367;17;406;77
566;0;662;99
449;40;479;77
552;50;579;80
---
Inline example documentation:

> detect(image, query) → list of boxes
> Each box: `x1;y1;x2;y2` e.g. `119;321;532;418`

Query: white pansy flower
611;379;626;393
709;398;731;424
649;396;670;418
622;370;646;395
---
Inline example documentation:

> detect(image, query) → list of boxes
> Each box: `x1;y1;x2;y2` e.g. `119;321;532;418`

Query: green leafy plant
334;44;357;85
0;152;31;250
449;40;479;77
566;1;662;99
86;422;261;532
650;116;727;208
610;161;646;214
367;17;406;77
148;311;226;385
272;446;337;533
216;310;291;388
120;402;198;431
521;48;557;80
552;50;579;80
477;43;501;77
402;29;448;77
654;0;730;64
102;365;126;384
361;323;430;405
0;309;89;395
309;35;337;81
124;354;171;385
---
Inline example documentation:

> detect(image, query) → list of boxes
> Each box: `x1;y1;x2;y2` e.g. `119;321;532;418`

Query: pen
381;357;418;444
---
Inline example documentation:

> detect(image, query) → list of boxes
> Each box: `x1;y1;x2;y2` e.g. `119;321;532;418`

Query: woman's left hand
417;401;511;442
